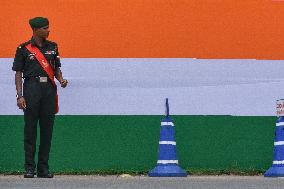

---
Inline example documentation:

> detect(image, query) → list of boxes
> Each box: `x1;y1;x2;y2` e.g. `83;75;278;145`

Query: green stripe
0;115;276;174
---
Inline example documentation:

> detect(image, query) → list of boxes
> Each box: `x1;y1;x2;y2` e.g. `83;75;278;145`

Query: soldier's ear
32;27;38;33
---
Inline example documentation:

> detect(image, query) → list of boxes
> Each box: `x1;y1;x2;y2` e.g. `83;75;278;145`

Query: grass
0;168;266;176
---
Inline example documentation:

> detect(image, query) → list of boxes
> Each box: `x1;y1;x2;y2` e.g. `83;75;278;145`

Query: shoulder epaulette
46;40;57;46
18;41;31;49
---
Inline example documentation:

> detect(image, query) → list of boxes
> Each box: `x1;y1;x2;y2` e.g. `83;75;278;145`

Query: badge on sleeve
28;53;36;60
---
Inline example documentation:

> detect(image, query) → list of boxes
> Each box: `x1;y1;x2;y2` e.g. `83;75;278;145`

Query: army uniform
12;37;61;176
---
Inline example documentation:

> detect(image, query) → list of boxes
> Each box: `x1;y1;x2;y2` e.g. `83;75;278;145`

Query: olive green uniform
12;37;61;173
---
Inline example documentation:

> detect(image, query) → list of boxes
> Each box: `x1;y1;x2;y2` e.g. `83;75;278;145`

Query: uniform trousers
23;77;56;172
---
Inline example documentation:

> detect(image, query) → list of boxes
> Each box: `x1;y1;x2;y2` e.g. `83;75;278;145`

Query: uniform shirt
12;37;61;78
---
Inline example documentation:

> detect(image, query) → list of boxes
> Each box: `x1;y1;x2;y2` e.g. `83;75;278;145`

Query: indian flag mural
0;1;284;173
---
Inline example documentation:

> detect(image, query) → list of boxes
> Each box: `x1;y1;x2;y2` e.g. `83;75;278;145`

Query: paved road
1;175;284;189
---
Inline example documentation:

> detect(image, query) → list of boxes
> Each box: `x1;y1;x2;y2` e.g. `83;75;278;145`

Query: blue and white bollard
264;99;284;177
148;98;187;177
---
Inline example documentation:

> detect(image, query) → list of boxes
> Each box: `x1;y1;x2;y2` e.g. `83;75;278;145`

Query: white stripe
274;141;284;146
2;58;284;116
161;122;174;126
273;160;284;165
276;122;284;127
159;141;176;145
157;160;178;164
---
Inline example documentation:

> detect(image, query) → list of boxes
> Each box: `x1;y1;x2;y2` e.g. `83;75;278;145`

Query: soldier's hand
17;97;26;110
60;79;68;88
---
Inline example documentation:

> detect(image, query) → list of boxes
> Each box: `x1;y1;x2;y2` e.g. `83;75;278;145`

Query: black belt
24;76;51;83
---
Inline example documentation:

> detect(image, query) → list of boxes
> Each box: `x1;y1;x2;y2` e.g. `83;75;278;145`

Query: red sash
25;43;59;114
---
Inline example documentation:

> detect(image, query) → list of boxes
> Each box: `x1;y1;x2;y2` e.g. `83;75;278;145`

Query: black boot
24;168;35;178
37;170;54;178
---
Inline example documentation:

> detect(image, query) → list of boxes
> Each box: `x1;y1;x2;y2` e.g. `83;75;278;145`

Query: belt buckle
39;77;48;83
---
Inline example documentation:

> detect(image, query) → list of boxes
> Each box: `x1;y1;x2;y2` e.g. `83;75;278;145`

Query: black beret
29;17;49;29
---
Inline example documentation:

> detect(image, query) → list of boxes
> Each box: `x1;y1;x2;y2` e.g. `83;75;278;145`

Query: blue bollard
264;116;284;177
148;98;187;177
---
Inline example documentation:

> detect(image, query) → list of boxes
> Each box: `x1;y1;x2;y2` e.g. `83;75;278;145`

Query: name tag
45;51;55;55
39;77;48;83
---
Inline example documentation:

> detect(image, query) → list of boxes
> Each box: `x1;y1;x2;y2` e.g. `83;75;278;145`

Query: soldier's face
34;25;50;39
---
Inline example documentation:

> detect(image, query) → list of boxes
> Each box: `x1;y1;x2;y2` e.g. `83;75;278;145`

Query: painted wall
1;1;283;173
0;58;280;173
1;0;284;59
2;58;284;116
0;115;276;173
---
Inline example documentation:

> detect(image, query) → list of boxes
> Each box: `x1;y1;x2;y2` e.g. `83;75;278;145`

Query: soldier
12;17;68;178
